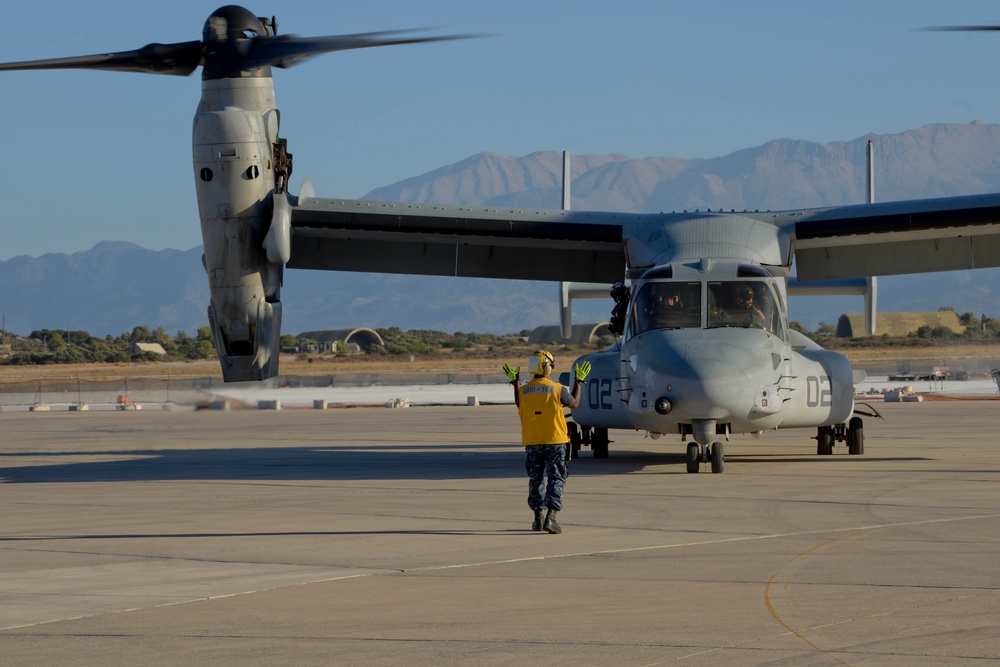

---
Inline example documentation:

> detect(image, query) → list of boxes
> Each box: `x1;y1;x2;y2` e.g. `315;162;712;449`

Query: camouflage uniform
525;443;568;511
517;375;574;512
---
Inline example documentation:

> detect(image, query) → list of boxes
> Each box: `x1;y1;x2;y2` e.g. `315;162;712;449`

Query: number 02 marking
806;375;832;407
588;378;613;410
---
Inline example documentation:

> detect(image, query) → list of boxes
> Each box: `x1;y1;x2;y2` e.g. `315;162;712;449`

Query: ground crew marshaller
504;350;591;534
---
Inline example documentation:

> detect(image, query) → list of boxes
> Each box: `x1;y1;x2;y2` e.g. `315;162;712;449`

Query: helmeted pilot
608;281;631;336
736;284;766;328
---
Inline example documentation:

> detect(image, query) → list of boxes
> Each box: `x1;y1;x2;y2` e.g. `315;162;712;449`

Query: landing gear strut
686;442;725;473
816;416;866;455
567;422;611;459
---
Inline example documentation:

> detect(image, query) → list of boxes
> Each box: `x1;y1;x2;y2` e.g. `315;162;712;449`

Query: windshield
707;281;783;336
628;279;784;338
632;281;701;333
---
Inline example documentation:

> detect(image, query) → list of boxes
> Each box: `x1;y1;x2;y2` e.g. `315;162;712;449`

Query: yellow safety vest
518;376;569;445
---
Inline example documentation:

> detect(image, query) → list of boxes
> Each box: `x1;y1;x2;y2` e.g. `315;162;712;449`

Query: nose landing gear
686;442;725;473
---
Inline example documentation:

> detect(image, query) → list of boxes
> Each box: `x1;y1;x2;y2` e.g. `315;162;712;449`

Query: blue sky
2;0;1000;259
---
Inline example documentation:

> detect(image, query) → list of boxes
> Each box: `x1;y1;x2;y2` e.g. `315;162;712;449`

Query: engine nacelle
208;297;281;382
194;77;285;382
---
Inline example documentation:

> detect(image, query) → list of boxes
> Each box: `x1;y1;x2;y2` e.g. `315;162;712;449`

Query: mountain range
3;121;1000;337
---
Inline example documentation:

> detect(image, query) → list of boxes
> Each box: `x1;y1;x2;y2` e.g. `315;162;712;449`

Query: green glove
574;361;592;382
503;363;520;383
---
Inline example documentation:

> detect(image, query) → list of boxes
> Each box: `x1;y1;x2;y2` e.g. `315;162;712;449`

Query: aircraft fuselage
569;260;855;447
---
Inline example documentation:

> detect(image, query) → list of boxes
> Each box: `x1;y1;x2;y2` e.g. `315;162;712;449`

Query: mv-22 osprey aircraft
4;6;1000;472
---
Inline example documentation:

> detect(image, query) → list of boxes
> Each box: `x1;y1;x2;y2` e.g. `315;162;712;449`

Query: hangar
296;328;385;352
836;311;965;338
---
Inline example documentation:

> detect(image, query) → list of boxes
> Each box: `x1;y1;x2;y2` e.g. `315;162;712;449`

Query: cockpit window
707;281;783;337
631;281;701;333
626;278;785;339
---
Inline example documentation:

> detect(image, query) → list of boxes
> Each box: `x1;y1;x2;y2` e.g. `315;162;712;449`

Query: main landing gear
686;442;725;474
567;422;610;459
816;418;863;455
815;404;884;456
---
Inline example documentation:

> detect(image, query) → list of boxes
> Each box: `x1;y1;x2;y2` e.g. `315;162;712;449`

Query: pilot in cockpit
661;286;683;312
735;284;767;329
646;284;685;329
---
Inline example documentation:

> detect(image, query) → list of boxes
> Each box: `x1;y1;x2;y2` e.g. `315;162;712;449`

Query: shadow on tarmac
729;455;932;464
2;441;933;484
0;445;679;484
0;528;530;542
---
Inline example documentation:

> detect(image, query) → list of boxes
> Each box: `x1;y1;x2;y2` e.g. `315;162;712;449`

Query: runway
2;401;998;665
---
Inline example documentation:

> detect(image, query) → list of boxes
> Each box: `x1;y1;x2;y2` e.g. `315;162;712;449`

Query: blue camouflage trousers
525;443;568;511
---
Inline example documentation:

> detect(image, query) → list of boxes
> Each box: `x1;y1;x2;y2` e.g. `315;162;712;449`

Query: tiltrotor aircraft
4;7;1000;472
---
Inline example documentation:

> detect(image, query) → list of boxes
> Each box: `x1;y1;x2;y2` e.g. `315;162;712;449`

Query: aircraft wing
287;197;630;283
788;192;1000;281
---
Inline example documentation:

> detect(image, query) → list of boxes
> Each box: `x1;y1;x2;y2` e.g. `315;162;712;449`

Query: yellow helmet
528;349;555;375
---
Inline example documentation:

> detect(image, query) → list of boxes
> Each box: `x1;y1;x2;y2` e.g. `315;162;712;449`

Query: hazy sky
2;0;1000;259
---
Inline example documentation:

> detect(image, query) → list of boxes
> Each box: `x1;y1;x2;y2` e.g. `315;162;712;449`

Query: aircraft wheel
711;442;725;474
817;426;834;455
592;428;610;459
567;422;581;460
685;443;700;473
847;417;865;455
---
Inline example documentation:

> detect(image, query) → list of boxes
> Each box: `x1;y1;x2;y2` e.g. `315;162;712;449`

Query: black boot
531;507;545;531
543;508;561;534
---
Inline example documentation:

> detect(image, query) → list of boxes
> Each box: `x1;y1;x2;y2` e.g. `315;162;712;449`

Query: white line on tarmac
7;512;997;634
404;511;1000;572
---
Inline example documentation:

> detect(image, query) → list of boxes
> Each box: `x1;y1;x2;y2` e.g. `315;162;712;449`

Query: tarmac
2;399;999;665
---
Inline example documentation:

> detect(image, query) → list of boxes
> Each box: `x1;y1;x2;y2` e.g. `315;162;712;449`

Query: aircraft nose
670;358;746;419
629;332;776;422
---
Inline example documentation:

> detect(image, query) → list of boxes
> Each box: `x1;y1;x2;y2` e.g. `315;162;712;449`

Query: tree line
0;326;216;365
0;326;534;365
3;307;1000;366
791;308;1000;346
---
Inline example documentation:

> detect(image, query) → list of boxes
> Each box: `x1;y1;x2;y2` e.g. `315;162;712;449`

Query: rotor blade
0;40;203;76
919;24;1000;32
243;30;482;70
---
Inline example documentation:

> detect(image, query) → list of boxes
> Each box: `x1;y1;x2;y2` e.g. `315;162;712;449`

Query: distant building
296;328;384;353
836;311;965;338
528;323;613;346
133;342;167;356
